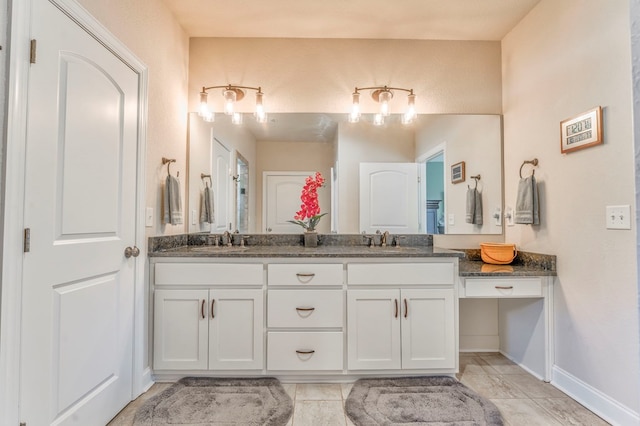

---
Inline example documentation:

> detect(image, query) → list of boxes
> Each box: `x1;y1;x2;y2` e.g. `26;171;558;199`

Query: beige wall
76;0;190;237
256;141;334;233
189;38;502;115
503;0;639;413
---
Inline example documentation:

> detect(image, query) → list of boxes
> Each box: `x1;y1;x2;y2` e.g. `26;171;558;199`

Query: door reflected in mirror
235;152;249;233
186;112;502;235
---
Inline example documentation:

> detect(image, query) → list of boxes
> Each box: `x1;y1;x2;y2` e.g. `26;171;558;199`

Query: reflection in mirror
187;112;502;235
235;152;249;233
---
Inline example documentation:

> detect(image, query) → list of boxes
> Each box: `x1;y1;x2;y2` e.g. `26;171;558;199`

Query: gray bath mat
345;376;503;425
133;377;293;425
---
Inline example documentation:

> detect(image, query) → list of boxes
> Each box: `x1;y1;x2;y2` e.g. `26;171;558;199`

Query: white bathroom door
264;172;311;233
359;163;420;234
213;139;232;232
20;0;139;424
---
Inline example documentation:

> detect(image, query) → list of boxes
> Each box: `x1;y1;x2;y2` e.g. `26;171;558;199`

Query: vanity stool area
148;235;556;384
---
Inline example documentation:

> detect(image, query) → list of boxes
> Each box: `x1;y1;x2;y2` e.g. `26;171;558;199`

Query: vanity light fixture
350;85;417;125
198;84;267;124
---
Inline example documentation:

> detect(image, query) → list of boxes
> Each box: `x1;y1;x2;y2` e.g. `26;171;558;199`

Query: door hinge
29;39;37;64
23;228;30;253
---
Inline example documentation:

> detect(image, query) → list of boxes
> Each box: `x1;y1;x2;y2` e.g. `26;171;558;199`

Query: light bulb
373;113;384;126
232;112;243;125
203;110;215;122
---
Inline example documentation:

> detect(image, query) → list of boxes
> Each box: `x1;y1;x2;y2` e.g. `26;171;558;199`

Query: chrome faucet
381;231;390;247
222;230;232;247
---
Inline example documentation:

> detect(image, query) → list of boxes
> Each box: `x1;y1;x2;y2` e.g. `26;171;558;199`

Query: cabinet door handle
201;299;206;319
295;307;315;312
495;286;514;290
295;350;315;355
404;298;408;318
211;299;215;318
394;299;398;318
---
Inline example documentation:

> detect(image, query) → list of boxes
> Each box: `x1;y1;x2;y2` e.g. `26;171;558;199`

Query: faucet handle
363;235;375;248
240;235;251;247
394;235;406;247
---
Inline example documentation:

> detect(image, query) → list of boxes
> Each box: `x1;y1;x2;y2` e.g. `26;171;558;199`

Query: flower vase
304;231;318;248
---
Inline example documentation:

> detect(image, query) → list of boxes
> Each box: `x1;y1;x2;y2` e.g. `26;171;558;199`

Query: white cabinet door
209;289;264;370
347;289;401;370
154;289;209;370
401;289;455;369
347;288;455;371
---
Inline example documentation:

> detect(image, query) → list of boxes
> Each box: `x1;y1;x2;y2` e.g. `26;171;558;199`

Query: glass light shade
378;90;392;117
401;112;413;125
405;93;417;121
232;112;243;125
224;89;236;115
255;92;266;122
349;92;361;122
373;113;384;126
198;91;209;117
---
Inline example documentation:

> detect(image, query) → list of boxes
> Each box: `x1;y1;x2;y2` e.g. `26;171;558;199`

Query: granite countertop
147;233;556;276
149;244;464;258
458;249;557;277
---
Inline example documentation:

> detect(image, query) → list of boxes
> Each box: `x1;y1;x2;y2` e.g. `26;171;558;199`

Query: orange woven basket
480;243;517;265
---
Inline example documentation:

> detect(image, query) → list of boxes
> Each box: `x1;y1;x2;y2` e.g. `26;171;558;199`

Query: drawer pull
295;350;315;355
211;299;215;318
295;307;315;312
201;299;206;319
495;286;514;290
296;273;316;277
404;298;408;318
394;299;398;318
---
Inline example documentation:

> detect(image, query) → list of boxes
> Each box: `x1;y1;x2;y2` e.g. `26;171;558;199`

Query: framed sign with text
560;106;603;154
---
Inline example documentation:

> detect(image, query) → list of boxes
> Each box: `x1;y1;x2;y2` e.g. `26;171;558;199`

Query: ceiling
162;0;541;41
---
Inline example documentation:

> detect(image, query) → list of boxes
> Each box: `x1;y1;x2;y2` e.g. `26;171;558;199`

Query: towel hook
519;158;538;179
201;173;213;187
468;174;481;189
162;157;176;177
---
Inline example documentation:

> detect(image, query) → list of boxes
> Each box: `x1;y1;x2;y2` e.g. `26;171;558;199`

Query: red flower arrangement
288;172;327;232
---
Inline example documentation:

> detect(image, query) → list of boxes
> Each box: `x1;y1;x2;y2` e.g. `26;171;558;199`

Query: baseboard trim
552;365;640;426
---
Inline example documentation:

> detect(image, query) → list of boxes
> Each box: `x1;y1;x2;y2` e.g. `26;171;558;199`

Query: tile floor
109;352;610;425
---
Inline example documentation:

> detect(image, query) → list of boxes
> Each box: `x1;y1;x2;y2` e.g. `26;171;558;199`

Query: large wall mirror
186;112;502;235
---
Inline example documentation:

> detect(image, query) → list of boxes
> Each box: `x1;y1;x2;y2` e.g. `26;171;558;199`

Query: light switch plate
606;205;631;229
493;207;502;226
448;213;455;225
505;207;514;226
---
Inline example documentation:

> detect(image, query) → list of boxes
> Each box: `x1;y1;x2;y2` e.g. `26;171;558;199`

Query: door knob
124;246;140;258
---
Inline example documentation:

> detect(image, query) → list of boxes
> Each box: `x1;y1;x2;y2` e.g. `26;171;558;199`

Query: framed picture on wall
451;161;465;184
560;106;603;154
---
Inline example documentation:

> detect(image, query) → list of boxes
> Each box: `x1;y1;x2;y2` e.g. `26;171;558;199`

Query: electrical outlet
191;210;198;226
448;213;455;225
606;205;631;229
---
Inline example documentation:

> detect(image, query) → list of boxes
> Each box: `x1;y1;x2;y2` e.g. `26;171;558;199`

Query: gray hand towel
465;187;476;224
466;188;483;225
474;189;483;225
163;175;183;225
200;186;214;224
515;175;539;225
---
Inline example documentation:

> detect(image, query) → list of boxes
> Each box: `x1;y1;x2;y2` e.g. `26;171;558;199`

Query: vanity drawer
268;290;343;328
462;278;543;298
155;263;263;285
268;264;343;286
347;262;454;285
267;332;343;370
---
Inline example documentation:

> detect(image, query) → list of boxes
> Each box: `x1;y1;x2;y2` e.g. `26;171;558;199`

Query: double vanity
148;234;556;382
